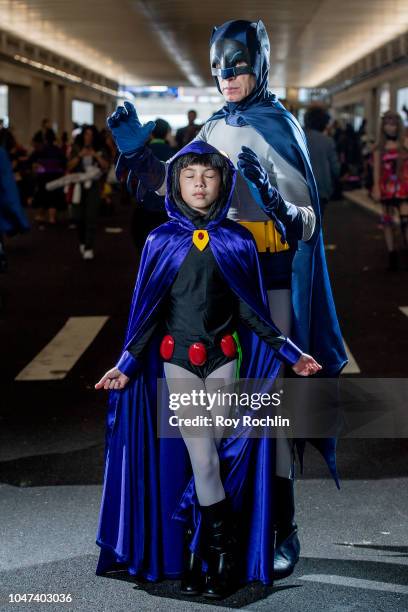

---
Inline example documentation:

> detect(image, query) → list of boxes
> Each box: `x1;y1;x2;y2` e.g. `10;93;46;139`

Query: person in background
60;131;71;159
150;119;175;160
8;132;31;208
360;126;375;194
328;119;343;145
67;125;109;260
32;118;53;147
327;119;346;199
372;110;408;271
99;129;119;216
357;118;367;140
304;107;340;218
101;129;117;165
176;110;202;150
28;129;66;226
131;118;175;251
337;123;362;189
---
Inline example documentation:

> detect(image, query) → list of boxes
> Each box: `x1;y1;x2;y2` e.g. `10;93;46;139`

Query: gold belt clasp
238;220;289;253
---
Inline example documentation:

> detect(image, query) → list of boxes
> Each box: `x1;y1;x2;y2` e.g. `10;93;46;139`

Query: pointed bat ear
256;19;266;32
256;20;270;63
210;25;218;42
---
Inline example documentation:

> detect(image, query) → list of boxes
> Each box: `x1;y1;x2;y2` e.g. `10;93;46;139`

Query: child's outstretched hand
292;354;322;376
95;367;129;391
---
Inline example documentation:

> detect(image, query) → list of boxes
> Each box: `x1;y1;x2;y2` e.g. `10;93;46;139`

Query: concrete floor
0;197;407;611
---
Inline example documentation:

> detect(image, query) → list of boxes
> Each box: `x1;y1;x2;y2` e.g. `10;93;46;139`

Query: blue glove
237;145;288;241
106;101;155;155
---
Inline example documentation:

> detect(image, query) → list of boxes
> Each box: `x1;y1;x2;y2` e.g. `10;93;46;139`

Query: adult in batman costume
95;140;323;598
106;18;348;583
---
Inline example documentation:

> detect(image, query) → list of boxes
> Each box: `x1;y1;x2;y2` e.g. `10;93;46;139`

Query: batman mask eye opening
210;38;255;79
211;65;254;79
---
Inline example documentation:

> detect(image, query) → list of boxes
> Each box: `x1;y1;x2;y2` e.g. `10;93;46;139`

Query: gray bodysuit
158;118;316;241
196;120;316;239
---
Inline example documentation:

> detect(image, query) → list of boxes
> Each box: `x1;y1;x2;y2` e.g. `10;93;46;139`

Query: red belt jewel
188;342;207;366
160;335;236;366
160;334;175;360
220;334;237;358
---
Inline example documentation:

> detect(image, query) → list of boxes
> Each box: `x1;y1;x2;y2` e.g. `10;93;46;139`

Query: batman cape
95;140;335;585
207;19;348;473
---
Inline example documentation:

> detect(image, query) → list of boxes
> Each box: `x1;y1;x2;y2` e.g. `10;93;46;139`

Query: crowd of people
128;106;408;273
0;109;203;262
0;118;120;260
302;106;408;271
0;104;407;270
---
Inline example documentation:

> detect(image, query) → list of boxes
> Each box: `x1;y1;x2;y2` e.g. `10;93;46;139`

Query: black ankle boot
273;476;300;579
200;498;237;599
180;526;203;595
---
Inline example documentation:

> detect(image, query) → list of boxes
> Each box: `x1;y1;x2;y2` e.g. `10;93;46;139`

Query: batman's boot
200;497;237;599
273;476;301;579
179;526;203;595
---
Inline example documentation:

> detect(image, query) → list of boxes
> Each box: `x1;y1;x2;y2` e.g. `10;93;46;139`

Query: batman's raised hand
107;101;155;155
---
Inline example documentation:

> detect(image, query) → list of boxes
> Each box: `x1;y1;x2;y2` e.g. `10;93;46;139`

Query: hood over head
164;140;236;229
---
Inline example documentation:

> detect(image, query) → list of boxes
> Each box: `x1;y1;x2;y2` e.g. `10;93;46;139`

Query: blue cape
95;140;338;585
208;19;348;474
0;147;29;235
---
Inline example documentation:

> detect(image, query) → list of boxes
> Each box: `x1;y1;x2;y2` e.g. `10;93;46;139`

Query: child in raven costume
95;141;321;599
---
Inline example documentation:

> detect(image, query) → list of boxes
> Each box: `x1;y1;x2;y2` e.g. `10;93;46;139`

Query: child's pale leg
204;359;237;448
164;362;226;506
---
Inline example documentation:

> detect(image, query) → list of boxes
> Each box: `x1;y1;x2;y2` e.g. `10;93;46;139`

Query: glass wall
397;87;408;125
72;100;94;126
0;85;9;127
379;83;390;115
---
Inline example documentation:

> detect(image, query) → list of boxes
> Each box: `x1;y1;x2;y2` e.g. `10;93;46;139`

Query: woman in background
67;125;109;260
372;111;408;271
29;129;66;226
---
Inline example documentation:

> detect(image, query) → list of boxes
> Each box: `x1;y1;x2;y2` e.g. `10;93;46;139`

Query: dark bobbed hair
33;128;56;145
170;152;233;221
153;118;171;140
304;106;330;132
75;124;103;150
45;128;56;145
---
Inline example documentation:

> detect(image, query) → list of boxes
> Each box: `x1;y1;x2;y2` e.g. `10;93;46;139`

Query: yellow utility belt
238;220;289;253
